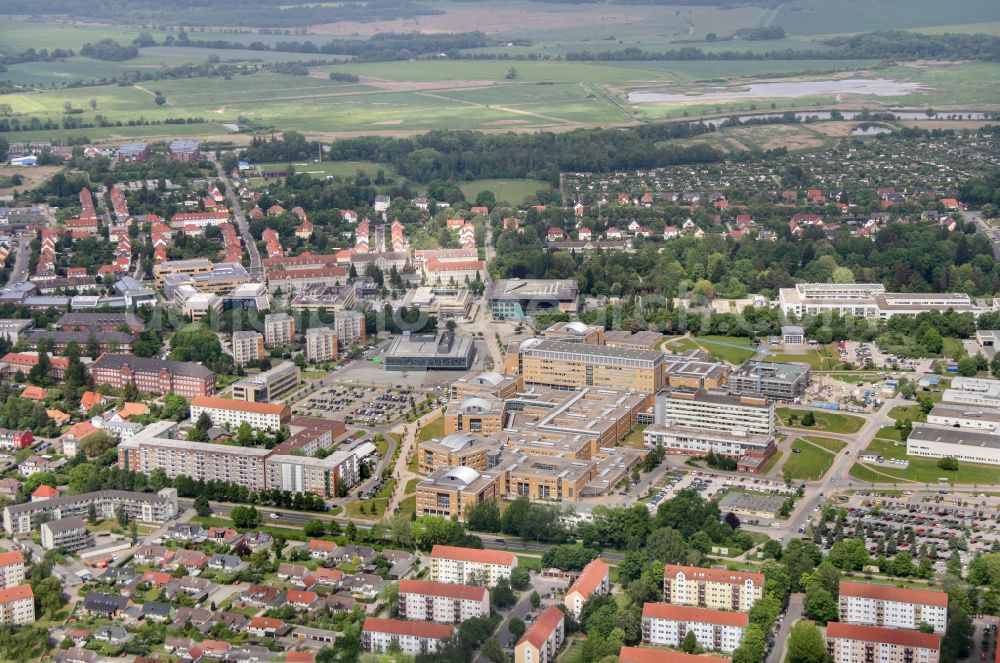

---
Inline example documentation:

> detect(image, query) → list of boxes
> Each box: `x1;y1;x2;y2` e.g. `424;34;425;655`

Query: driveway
767;592;804;663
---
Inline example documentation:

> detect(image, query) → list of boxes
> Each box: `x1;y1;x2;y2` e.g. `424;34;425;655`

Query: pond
628;78;926;104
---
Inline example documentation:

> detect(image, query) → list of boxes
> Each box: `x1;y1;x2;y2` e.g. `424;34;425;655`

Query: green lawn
459;179;551;206
875;425;907;442
853;438;1000;485
559;639;586;663
760;450;783;475
783;438;840;480
888;404;927;422
417;416;445;443
692;335;757;364
769;344;842;371
621;425;648;450
345;478;397;519
777;407;865;434
803;435;847;454
516;555;543;571
663;337;703;354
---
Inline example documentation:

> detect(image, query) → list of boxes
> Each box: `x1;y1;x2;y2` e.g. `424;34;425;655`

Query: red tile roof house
516;604;566;663
307;539;338;560
246;616;289;638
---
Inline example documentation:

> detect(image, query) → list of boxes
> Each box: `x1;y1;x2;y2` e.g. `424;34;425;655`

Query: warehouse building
906;424;1000;466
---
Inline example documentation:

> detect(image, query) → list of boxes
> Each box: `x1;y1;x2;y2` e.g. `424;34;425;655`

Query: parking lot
294;385;424;426
646;470;796;514
814;491;1000;573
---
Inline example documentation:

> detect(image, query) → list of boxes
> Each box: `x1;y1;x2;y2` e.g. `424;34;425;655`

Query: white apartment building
305;326;338;363
334;310;366;345
264;313;295;348
264;451;358;498
362;617;453;655
662;564;764;612
430;545;516;586
0;551;25;589
641;603;747;653
231;331;264;367
565;559;610;619
827;623;941;663
119;422;270;492
0;584;34;625
779;282;994;320
189;396;290;432
516;605;565;663
397;579;489;623
839;582;948;634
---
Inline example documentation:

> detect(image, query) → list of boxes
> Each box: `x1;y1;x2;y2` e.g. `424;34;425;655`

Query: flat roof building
231;362;300;403
605;330;665;350
541;321;605;346
780;282;995;320
906;424;1000;467
728;360;811;401
384;331;476;372
516;338;665;393
489;279;578;320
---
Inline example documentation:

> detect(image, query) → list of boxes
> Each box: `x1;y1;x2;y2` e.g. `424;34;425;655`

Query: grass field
851;438;1000;485
777;407;865;434
693;335;757;364
770;344;842;371
459;179;551;206
417;416;445;443
888;405;927;423
783;436;845;480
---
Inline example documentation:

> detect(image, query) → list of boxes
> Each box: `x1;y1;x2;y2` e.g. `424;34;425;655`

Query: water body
851;126;893;135
629;78;924;104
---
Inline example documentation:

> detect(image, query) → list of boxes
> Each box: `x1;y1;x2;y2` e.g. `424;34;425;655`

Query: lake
629;78;926;104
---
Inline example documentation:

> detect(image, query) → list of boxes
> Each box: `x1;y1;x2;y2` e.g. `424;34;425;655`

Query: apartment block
305;327;338;363
516;339;665;392
0;584;34;625
839;581;948;634
361;617;454;655
91;354;215;397
0;551;25;589
662;564;764;612
231;331;265;367
397;580;489;624
264;313;295;348
119;422;270;492
41;516;89;551
190;396;291;432
516;605;565;663
231;362;300;403
430;545;516;586
826;623;941;663
3;488;178;534
565;559;610;618
641;603;747;653
334;310;366;345
264;451;359;497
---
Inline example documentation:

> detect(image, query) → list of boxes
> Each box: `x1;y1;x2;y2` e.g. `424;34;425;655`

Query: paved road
209;154;261;278
967;211;1000;258
767;592;804;663
5;238;29;285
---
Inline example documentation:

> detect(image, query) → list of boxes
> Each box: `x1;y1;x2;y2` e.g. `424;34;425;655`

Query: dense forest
242;126;724;187
565;31;1000;61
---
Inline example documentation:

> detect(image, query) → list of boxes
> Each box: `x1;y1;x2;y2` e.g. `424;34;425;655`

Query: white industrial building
779;283;994;320
906;424;1000;466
